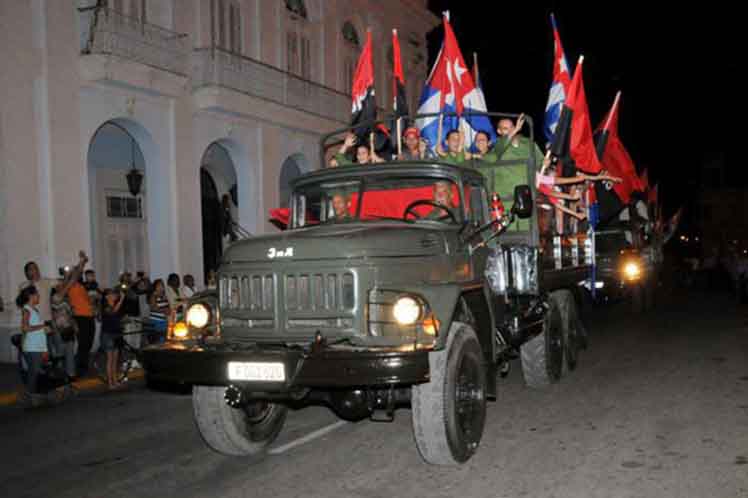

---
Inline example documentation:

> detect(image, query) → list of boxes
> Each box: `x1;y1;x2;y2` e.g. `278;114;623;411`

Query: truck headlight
186;303;210;329
622;261;642;281
393;296;421;325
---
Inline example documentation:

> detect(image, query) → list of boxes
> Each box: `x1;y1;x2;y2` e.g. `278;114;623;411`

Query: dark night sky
425;1;743;217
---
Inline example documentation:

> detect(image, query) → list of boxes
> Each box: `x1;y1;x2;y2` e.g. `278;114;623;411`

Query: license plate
227;362;286;382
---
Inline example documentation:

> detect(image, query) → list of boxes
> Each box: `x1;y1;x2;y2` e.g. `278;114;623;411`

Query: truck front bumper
141;341;430;391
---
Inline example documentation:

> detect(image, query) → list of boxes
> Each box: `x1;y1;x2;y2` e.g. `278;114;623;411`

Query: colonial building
0;0;438;361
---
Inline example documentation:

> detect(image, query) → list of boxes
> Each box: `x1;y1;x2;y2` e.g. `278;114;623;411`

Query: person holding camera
50;284;77;379
61;252;95;376
19;254;86;368
119;272;140;317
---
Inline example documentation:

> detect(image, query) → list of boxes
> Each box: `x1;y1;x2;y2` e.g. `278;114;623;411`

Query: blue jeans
24;352;44;394
48;332;76;377
145;318;167;344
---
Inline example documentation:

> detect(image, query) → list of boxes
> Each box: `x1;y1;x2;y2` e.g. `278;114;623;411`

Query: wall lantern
125;134;143;197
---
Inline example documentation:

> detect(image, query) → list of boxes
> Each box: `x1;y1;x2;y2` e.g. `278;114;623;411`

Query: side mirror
512;185;533;219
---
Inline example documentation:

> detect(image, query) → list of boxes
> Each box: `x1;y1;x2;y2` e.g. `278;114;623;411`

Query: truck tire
193;385;287;457
521;295;564;388
411;322;486;465
562;291;580;372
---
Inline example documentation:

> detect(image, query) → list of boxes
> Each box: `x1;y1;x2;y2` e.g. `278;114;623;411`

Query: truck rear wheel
521;295;564;388
411;322;486;465
564;292;580;371
193;385;287;457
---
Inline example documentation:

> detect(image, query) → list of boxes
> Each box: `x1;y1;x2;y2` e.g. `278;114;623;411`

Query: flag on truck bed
550;56;602;174
544;14;572;143
594;91;637;223
392;29;408;124
350;30;376;138
416;13;494;153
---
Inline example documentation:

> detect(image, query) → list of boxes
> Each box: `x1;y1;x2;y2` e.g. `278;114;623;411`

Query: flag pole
397;117;402;156
603;91;622;132
437;112;444;154
370;131;375;158
472;52;479;84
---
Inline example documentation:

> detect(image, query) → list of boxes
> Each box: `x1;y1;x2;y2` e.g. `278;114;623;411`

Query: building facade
0;0;437;361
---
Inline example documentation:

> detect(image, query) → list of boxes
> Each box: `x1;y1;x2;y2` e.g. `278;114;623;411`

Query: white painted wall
79;86;179;281
0;0;437;363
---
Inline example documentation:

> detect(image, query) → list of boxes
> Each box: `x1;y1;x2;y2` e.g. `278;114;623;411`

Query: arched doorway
279;153;308;208
87;122;148;287
200;142;238;281
200;169;222;281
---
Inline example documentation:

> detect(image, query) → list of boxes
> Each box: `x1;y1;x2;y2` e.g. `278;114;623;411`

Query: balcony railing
192;47;350;123
80;6;189;76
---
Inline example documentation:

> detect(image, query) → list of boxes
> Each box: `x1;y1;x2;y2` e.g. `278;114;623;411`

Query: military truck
142;113;593;465
593;212;660;312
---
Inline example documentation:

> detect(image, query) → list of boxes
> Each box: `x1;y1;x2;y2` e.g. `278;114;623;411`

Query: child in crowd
16;286;52;394
100;288;125;389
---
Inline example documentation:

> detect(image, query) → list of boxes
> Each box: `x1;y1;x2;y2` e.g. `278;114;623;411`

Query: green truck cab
142;114;592;465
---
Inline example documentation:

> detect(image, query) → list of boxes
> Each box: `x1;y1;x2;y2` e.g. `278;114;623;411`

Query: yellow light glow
623;261;641;280
422;316;440;336
173;321;189;339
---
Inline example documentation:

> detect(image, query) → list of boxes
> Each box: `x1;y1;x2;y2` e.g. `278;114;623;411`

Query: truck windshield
290;176;463;228
596;231;632;253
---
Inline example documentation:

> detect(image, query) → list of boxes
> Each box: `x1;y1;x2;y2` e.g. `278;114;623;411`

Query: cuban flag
543;14;572;144
416;13;494;153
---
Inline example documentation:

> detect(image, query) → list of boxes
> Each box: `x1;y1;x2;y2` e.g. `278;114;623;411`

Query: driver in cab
331;193;351;222
425;181;456;222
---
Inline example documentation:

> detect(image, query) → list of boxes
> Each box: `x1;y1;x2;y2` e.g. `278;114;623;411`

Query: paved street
2;287;747;498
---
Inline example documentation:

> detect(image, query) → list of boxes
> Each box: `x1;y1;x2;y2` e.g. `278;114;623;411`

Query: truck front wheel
411;322;487;465
193;385;287;457
520;295;564;388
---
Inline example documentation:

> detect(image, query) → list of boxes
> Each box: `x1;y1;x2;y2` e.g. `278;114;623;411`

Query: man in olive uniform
480;115;543;231
436;130;466;165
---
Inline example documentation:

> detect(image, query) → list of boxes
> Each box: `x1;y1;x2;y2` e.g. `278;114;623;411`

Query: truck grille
219;271;355;313
220;274;275;311
284;272;355;312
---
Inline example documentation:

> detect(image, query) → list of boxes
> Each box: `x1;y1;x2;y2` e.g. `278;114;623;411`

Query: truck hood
222;223;452;263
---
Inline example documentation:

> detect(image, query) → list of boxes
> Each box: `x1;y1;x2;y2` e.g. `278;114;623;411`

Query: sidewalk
0;362;144;406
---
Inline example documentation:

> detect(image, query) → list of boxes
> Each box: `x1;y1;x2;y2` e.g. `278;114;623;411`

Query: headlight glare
623;261;641;280
186;303;210;328
393;297;421;325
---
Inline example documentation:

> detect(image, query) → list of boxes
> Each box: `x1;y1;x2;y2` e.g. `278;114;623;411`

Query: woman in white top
16;286;52;393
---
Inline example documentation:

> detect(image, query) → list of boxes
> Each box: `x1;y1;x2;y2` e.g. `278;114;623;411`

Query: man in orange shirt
62;252;95;376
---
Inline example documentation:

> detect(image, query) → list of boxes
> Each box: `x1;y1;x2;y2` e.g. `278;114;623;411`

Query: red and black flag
593;91;637;223
392;29;409;124
638;168;649;193
550;56;603;174
350;30;377;138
